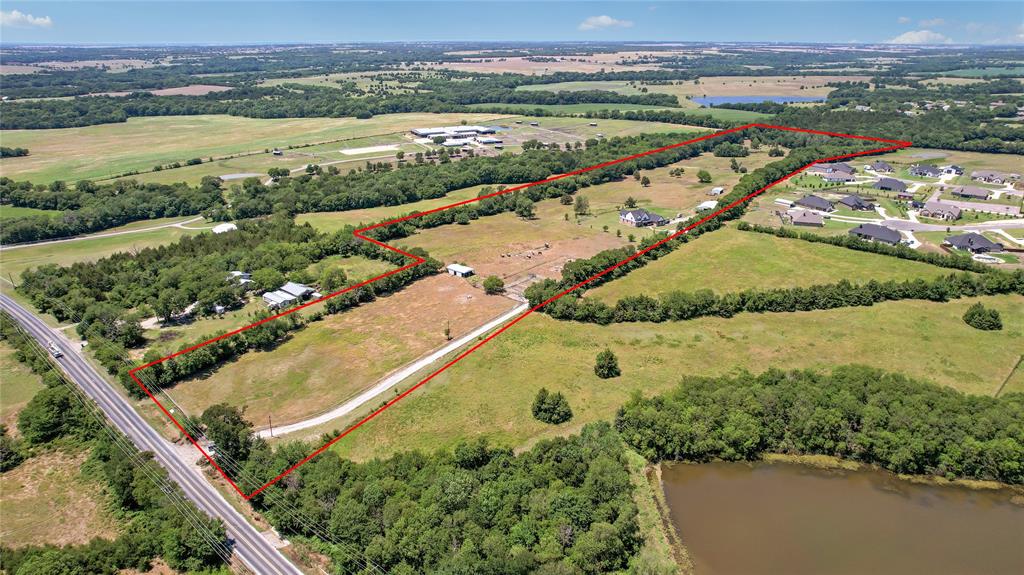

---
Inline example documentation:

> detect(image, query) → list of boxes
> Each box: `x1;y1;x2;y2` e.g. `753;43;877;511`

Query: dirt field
165;274;518;426
150;84;232;96
0;449;118;548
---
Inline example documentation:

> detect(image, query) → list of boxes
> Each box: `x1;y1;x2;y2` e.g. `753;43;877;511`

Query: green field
942;67;1024;78
587;227;954;302
0;216;207;282
297;184;492;233
0;112;508;183
468;102;769;121
326;294;1024;461
0;205;61;221
0;342;44;432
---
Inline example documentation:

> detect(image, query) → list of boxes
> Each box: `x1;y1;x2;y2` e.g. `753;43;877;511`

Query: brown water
661;461;1024;575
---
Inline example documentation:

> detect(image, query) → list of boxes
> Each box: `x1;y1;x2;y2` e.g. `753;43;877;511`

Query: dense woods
0;313;229;574
615;365;1024;484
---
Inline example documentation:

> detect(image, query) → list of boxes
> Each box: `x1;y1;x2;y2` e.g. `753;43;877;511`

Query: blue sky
1;1;1022;45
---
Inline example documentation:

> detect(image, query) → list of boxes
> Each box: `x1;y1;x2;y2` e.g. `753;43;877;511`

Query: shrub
963;302;1002;330
482;275;505;295
594;349;621;379
532;388;573;424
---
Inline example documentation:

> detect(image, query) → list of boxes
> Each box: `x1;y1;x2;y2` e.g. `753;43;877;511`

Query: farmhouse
909;164;942;178
789;209;824;227
709;186;725;196
869;161;893;173
920;201;962;221
947;185;991;200
619;208;669;227
446;263;475;278
262;290;297;309
839;194;875;211
280;282;315;299
849;223;901;245
794;194;835;212
971;170;1017;184
873;177;907;193
944;233;1004;254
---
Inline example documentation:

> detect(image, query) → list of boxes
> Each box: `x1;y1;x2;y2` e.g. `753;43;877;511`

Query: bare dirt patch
150;84;232;96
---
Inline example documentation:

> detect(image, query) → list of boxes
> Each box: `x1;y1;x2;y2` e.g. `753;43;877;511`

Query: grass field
320;294;1023;461
164;274;518;427
0;216;206;282
0;342;44;434
468;102;769;122
0;449;118;548
941;67;1024;78
587;227;955;302
0;205;61;221
870;148;1024;175
0;112;508;183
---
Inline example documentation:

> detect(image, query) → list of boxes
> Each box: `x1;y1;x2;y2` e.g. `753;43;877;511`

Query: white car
47;341;63;358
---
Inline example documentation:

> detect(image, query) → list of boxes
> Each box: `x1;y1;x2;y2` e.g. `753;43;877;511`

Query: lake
692;96;825;106
662;461;1024;575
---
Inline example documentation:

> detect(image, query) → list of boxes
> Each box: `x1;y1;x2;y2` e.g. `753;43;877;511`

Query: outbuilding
447;263;475;278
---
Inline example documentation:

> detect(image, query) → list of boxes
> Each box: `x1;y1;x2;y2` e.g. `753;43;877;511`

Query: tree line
0;313;228;574
615;365;1024;484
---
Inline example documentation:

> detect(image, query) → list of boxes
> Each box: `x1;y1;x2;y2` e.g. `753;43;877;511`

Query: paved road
257;301;530;439
0;216;207;251
0;294;302;575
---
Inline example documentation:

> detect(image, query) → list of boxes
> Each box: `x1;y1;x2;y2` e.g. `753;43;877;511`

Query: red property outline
129;123;911;499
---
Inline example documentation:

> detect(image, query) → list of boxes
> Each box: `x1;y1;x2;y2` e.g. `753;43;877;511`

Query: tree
594;349;621;379
319;267;348;293
624;196;638;208
640;176;651;187
251;267;285;292
560;194;573;205
532;388;573;424
395;150;405;161
515;197;535;219
482;276;505;295
200;404;255;467
963;303;1002;330
697;170;712;183
574;195;590;216
432;136;446;144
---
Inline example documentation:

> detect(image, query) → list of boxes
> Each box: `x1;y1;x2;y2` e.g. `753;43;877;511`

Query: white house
262;291;297;309
279;282;314;299
446;263;475;278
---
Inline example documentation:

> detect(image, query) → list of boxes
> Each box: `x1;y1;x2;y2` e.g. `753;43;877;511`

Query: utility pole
268;414;274;438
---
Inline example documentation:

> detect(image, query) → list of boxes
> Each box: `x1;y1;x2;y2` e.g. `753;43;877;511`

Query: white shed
446;263;475;278
212;223;238;234
696;200;719;212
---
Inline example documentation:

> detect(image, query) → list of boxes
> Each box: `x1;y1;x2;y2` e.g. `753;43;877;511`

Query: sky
1;1;1022;45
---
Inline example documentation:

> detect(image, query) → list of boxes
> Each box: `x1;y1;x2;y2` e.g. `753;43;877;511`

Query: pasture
0;342;44;433
0;112;508;183
324;294;1024;461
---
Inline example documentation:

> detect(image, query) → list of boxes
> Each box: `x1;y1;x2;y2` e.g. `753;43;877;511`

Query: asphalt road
0;294;302;575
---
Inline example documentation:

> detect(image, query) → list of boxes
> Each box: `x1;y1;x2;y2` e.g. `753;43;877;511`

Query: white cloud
897;16;911;24
886;30;952;45
919;18;946;27
0;9;53;28
578;15;634;31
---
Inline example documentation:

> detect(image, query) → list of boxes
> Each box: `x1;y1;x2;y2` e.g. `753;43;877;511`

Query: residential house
874;177;907;193
909;164;942;178
849;223;901;245
794;194;835;212
971;170;1013;184
619;208;669;227
226;271;253;289
822;172;856;183
809;162;854;175
869;161;894;173
262;290;297;309
941;165;964;176
920;201;962;221
280;282;315;299
947;185;991;200
446;263;474;278
839;194;875;211
789;209;824;227
944;233;1004;254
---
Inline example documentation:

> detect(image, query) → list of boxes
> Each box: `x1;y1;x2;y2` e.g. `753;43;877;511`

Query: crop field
165;274;518;426
0;449;118;548
587;227;956;302
324;294;1024;461
0;216;207;282
0;112;508;183
0;342;44;433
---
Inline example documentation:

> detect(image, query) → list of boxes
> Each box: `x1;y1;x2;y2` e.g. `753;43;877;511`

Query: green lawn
586;227;953;303
0;205;61;221
0;112;509;183
324;294;1024;462
0;217;206;282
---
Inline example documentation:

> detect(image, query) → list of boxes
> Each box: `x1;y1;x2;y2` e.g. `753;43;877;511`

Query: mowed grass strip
587;227;958;303
328;295;1024;462
0;342;44;433
0;112;508;182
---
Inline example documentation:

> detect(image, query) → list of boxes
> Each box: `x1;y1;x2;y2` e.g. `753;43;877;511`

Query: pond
692;96;825;106
662;460;1024;575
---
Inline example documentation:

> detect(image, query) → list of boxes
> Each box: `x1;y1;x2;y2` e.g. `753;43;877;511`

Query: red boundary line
129;123;911;499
